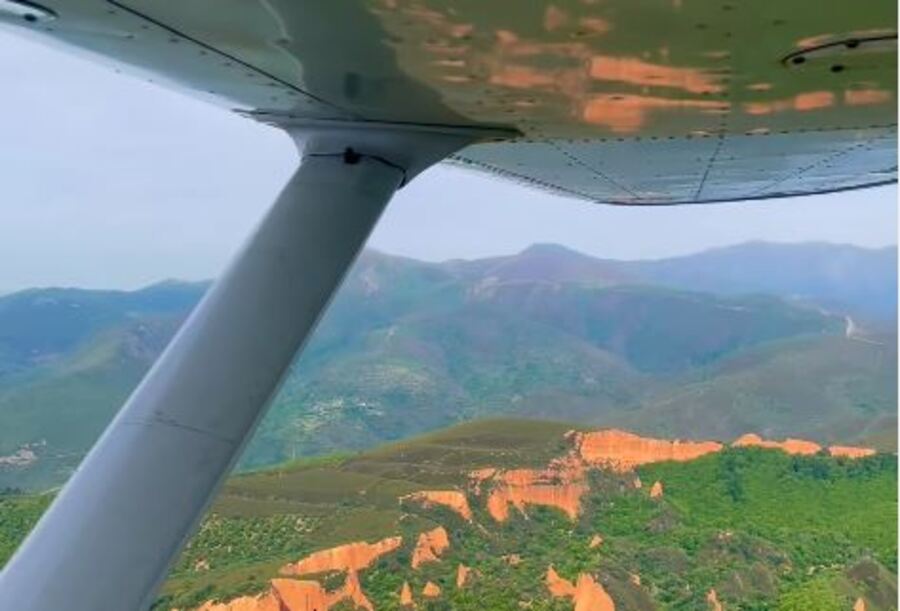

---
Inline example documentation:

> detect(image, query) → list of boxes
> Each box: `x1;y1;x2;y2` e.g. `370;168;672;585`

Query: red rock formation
649;481;664;499
828;445;876;458
546;566;616;611
732;433;821;455
629;573;641;586
547;566;575;597
197;574;376;611
402;490;473;521
399;581;415;607
422;582;442;598
575;429;723;471
213;536;401;611
281;536;402;576
707;588;723;611
854;597;866;611
483;466;588;522
456;563;471;588
196;594;281;611
589;535;603;549
411;526;450;569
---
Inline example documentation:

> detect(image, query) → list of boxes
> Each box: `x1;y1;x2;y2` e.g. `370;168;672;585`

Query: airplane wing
2;0;895;204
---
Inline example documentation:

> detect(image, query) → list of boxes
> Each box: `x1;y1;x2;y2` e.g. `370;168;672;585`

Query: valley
0;242;895;491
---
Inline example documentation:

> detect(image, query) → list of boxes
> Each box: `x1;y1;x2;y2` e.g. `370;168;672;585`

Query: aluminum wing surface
0;0;896;204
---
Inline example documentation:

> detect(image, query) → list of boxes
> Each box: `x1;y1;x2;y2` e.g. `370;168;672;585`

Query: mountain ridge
0;241;894;491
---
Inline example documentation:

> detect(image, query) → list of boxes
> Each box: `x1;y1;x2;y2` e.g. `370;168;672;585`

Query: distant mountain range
0;241;895;490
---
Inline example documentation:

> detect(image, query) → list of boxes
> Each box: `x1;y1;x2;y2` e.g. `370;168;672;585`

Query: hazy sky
0;29;896;292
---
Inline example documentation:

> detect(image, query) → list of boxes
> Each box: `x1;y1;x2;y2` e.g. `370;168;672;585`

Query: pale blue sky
0;28;896;292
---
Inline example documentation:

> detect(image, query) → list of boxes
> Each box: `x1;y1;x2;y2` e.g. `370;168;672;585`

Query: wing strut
0;123;482;610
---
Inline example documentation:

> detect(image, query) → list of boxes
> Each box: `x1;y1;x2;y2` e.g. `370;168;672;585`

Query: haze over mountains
0;241;895;490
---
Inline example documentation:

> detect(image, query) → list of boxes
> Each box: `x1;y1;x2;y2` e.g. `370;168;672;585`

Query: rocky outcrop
574;429;723;471
649;481;664;499
854;597;866;611
281;536;402;576
456;563;471;588
411;526;450;569
402;490;473;521
546;566;616;611
196;593;281;611
732;433;821;455
707;588;723;611
275;575;372;611
245;536;403;611
399;581;415;607
481;466;588;522
829;445;876;458
547;566;574;597
422;582;441;598
589;535;603;549
196;574;374;611
733;434;876;458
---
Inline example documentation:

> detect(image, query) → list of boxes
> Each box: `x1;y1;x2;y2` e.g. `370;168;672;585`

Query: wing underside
1;0;896;204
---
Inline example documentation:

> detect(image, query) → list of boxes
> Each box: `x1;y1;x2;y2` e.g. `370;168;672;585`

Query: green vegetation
1;419;895;609
1;245;895;491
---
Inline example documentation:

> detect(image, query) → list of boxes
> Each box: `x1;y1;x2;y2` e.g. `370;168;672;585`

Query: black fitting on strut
342;147;362;165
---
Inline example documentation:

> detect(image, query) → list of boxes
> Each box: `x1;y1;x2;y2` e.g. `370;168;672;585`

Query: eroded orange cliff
402;490;473;521
829;445;876;458
281;536;402;576
411;526;450;569
456;563;471;588
732;433;821;455
399;581;415;607
483;466;588;522
546;566;616;611
574;429;723;471
197;575;374;611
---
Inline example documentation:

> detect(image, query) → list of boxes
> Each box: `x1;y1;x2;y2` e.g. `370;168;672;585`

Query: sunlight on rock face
482;466;589;522
281;537;403;576
732;433;821;455
546;566;616;611
411;526;450;569
733;433;876;457
574;429;724;471
191;427;880;610
399;581;415;607
830;445;877;458
422;581;442;598
195;575;375;611
456;563;471;588
401;490;473;521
